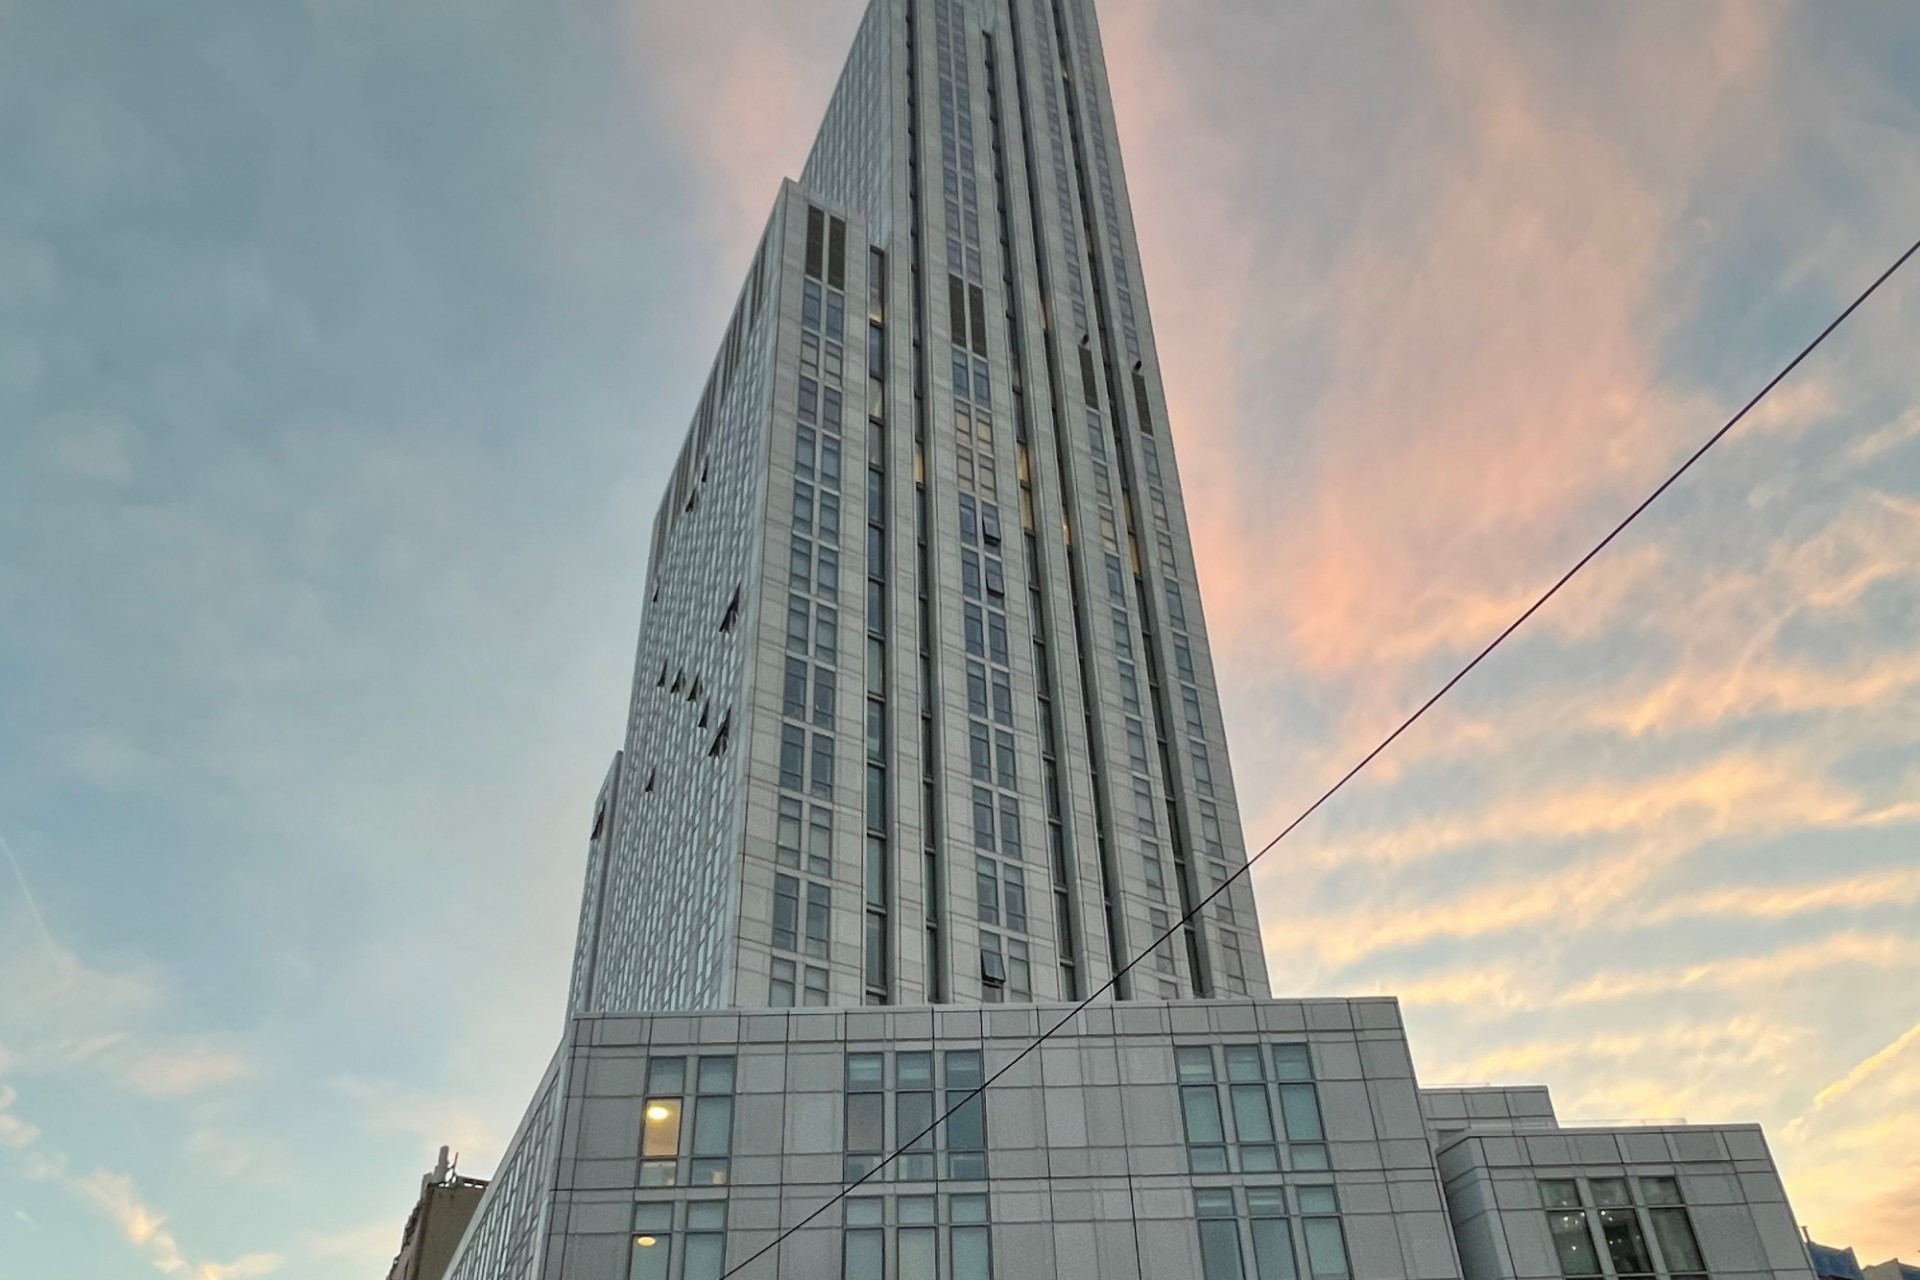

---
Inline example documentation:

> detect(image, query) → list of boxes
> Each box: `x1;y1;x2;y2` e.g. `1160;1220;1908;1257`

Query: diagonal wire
722;236;1920;1277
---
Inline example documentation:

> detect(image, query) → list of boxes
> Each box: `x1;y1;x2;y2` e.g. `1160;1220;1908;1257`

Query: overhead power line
721;234;1920;1278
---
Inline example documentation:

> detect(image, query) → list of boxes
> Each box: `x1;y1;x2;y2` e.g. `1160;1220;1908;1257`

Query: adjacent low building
388;1147;490;1280
1862;1260;1920;1280
445;999;1814;1280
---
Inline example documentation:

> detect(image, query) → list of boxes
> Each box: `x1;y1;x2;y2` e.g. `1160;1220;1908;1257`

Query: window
811;733;836;798
818;545;841;597
773;876;800;952
866;765;887;830
1591;1179;1655;1278
1196;1190;1244;1280
1542;1182;1602;1278
901;1197;938;1280
808;807;833;876
813;666;837;727
1643;1179;1704;1280
1226;1047;1278;1172
897;1052;936;1180
784;658;809;720
640;1057;684;1188
964;787;992;850
803;964;830;1006
1249;1188;1298;1280
805;883;832;958
980;931;1006;992
845;1053;886;1181
683;1202;727;1280
1178;1049;1229;1174
1150;908;1176;974
845;1199;884;1280
969;722;992;781
775;797;804;868
998;797;1023;857
991;670;1013;724
816;604;839;660
630;1230;671;1280
864;906;888;993
1279;1083;1324;1142
770;958;796;1007
1002;865;1027;932
790;538;813;592
945;1051;987;1179
952;1193;993;1280
1006;937;1030;997
1298;1188;1348;1280
689;1057;735;1185
976;859;1001;926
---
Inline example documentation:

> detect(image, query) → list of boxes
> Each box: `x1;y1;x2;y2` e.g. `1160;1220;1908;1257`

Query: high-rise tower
573;0;1266;1021
439;5;1818;1277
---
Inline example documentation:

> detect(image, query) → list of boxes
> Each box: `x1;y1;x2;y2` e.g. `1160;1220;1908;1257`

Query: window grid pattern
1197;1183;1350;1280
766;208;854;1003
1541;1176;1709;1280
843;1191;994;1280
841;1049;989;1187
630;1199;730;1280
596;210;776;1014
638;1054;739;1190
1178;1043;1332;1176
800;0;892;231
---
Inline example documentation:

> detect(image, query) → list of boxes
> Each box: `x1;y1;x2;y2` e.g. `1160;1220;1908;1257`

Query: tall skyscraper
438;4;1819;1277
574;0;1265;1021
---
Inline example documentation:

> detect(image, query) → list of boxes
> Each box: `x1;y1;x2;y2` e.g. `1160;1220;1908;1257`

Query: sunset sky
2;1;1917;1276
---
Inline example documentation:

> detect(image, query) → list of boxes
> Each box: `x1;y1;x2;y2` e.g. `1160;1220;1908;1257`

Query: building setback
437;2;1826;1278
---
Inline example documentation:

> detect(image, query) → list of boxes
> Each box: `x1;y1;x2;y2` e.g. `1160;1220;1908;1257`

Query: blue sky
1;1;1917;1275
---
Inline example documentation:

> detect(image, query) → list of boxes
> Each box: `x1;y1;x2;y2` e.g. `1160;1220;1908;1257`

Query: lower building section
442;998;1816;1280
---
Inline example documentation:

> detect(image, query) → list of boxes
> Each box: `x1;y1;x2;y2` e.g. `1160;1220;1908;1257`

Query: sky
0;0;1916;1275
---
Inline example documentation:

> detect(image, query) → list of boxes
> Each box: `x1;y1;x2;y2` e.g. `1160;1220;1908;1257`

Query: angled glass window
1546;1209;1602;1277
1596;1205;1654;1277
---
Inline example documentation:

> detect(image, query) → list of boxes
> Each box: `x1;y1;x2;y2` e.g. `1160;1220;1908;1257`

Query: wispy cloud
1807;1018;1920;1114
73;1168;283;1280
0;827;56;956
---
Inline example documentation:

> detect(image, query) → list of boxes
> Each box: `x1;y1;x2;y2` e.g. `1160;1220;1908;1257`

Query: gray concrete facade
445;1000;1815;1280
575;0;1269;1022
